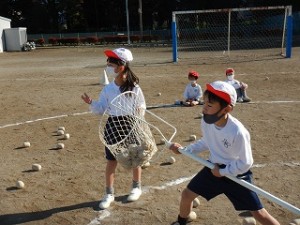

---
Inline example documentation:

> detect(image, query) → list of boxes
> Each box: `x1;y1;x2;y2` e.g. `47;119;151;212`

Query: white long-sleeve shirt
183;83;202;101
90;81;146;116
186;114;253;177
225;78;241;90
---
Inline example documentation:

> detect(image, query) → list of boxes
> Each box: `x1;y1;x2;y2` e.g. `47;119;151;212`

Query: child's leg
251;208;280;225
183;101;191;106
236;88;243;98
105;160;118;190
127;166;142;202
179;188;198;218
99;160;118;209
241;89;251;102
132;166;142;184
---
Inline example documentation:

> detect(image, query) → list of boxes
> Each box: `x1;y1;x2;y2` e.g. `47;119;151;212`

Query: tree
0;0;298;34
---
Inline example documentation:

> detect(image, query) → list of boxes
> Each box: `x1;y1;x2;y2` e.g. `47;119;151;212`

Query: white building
0;16;12;53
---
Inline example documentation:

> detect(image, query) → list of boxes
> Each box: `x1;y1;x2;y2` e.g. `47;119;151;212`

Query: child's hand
190;101;199;106
169;142;182;154
240;82;248;89
81;93;92;104
211;164;222;177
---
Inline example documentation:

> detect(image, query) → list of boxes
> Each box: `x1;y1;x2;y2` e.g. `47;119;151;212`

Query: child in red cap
81;48;145;210
169;81;280;225
182;70;203;106
225;68;251;103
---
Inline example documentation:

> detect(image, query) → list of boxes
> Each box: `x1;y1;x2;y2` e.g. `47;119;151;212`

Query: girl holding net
81;48;146;209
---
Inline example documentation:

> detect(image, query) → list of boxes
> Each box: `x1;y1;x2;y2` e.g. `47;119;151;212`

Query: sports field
0;46;299;225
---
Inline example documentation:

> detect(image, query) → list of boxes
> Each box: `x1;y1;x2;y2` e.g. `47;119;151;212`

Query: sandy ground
0;46;299;225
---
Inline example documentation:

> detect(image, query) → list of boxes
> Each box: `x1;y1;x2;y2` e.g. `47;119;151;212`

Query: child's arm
89;90;109;115
183;85;189;100
192;85;202;104
185;139;208;154
169;139;208;155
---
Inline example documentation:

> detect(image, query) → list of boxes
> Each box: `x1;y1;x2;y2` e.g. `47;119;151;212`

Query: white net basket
99;91;176;169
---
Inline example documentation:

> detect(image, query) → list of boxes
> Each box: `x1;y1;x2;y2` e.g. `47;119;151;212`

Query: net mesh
174;6;288;63
99;91;175;169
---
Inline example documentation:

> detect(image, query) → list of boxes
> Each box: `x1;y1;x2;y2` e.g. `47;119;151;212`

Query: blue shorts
104;115;134;161
187;167;263;211
105;147;116;161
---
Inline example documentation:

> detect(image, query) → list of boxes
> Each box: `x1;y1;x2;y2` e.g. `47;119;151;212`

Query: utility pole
138;0;143;41
125;0;131;45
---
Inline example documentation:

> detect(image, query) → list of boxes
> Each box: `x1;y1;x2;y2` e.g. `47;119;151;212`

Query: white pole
281;6;288;55
125;0;131;45
227;10;231;55
178;148;300;215
138;0;143;41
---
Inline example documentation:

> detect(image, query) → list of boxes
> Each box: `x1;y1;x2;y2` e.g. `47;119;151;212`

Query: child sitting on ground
224;68;251;103
182;71;203;106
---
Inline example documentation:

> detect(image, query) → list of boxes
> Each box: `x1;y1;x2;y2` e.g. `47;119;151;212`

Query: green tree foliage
0;0;298;34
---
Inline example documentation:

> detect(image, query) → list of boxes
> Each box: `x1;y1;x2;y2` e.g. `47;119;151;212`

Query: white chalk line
0;77;99;81
87;210;111;225
87;175;196;225
1;100;299;129
87;161;300;224
253;162;300;167
249;100;300;104
0;111;90;129
1;71;299;82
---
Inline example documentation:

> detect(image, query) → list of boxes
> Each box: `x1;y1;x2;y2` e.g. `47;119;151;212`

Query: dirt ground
0;46;299;225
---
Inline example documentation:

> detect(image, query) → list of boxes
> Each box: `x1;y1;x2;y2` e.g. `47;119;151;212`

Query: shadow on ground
0;201;98;225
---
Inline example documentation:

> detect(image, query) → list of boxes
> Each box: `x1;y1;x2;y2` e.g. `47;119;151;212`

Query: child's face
202;95;223;115
107;61;118;69
188;75;196;81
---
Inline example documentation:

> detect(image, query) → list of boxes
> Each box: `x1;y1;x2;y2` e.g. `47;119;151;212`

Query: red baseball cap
225;68;235;76
206;81;237;105
188;70;199;79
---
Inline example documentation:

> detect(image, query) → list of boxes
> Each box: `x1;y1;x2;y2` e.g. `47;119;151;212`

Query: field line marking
1;99;299;129
87;160;300;224
87;210;111;225
142;175;195;192
1;71;299;82
249;100;300;104
0;111;91;129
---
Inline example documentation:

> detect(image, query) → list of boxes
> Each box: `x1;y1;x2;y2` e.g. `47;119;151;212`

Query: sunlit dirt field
0;46;299;225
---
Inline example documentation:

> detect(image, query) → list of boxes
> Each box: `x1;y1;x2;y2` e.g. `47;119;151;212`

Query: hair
107;57;139;93
203;90;229;108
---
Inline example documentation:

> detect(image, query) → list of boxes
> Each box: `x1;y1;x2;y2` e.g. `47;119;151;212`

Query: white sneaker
127;187;142;202
99;194;114;209
237;97;244;103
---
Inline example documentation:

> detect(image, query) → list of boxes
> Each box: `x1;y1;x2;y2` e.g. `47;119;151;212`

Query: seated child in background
183;71;203;106
225;68;251;103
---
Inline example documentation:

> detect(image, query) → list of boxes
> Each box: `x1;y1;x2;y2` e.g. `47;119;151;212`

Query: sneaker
243;97;251;103
127;187;142;202
99;194;114;209
170;219;188;225
237;97;243;103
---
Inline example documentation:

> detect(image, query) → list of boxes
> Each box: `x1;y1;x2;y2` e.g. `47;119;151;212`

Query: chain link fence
172;6;292;63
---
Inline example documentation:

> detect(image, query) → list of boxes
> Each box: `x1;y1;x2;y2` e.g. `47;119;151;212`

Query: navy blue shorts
105;147;116;161
104;115;138;161
187;167;263;211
